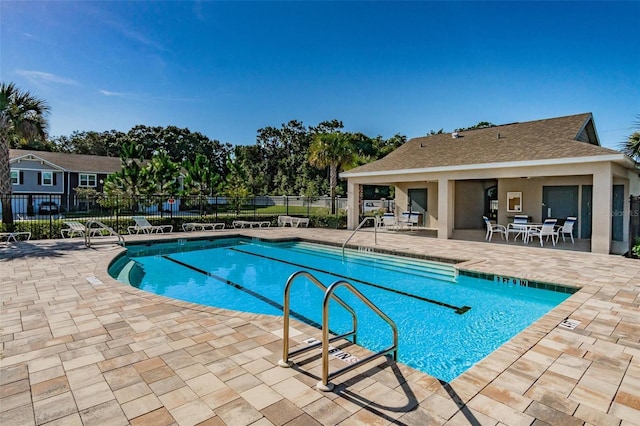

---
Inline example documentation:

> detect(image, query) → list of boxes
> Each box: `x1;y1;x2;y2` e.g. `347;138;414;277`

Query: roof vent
497;132;501;139
452;132;459;139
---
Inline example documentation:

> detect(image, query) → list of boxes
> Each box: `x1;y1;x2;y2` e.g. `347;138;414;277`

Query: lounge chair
506;214;529;241
61;221;90;238
277;216;309;227
128;216;173;234
527;218;558;246
0;231;31;242
278;215;294;227
558;217;576;243
232;220;271;228
182;222;225;231
483;216;506;241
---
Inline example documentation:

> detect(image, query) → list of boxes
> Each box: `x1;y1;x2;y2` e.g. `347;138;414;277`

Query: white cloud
99;89;203;103
16;70;80;87
99;89;131;98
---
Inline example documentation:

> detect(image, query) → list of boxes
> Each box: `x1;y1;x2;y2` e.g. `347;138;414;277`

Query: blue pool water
109;237;571;382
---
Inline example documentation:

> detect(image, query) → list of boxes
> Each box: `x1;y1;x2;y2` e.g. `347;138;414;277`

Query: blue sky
2;1;639;149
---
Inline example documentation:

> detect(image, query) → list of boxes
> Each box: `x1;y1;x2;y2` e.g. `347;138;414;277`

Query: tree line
3;82;639;227
1;82;408;225
27;120;406;199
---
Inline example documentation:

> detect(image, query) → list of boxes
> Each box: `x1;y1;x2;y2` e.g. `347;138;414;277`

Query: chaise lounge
128;216;173;234
182;222;225;231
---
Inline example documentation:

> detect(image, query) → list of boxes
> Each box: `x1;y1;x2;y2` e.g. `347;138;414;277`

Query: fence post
116;196;119;233
49;193;53;238
285;196;289;216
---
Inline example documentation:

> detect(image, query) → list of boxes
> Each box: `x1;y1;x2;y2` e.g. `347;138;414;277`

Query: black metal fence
630;195;640;257
1;194;350;239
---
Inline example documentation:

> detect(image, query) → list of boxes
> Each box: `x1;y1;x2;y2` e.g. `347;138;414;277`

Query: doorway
485;185;498;222
581;185;592;239
407;188;427;226
612;185;624;241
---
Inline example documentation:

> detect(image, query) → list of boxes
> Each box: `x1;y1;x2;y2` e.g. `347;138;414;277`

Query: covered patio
343;113;639;255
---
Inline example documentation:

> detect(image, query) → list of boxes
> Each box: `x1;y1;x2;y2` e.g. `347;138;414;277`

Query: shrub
632;237;640;258
310;213;347;229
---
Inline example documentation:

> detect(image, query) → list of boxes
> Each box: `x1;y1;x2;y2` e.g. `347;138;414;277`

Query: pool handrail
318;279;398;391
341;216;378;258
279;271;358;368
85;220;125;248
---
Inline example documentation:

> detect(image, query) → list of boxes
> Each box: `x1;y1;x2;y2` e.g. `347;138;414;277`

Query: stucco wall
395;182;438;228
454;180;496;229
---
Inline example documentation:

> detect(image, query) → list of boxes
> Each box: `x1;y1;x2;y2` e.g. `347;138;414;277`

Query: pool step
292;243;457;281
265;242;457;283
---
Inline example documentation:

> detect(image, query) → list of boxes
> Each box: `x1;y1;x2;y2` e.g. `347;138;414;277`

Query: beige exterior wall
455;180;496;229
395;182;438;228
497;176;592;226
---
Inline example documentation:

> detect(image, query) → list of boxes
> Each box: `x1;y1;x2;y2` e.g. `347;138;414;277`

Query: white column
346;181;359;230
437;179;455;239
591;164;612;254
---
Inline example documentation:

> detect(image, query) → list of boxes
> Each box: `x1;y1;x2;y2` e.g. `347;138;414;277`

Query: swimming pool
109;237;572;382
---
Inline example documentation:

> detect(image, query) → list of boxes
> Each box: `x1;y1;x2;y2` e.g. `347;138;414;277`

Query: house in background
8;149;122;215
342;113;639;254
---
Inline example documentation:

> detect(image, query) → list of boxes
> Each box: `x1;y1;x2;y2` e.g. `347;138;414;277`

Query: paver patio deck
1;228;639;425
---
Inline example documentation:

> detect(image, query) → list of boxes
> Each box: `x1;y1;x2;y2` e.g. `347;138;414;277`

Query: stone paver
1;228;639;425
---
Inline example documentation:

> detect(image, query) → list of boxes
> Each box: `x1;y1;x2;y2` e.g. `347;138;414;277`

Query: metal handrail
85;220;125;248
278;271;358;368
341;216;378;258
317;280;398;391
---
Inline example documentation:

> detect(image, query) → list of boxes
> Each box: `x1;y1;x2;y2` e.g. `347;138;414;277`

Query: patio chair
128;216;173;234
527;218;558;247
483;216;507;241
558;217;576;243
380;213;399;230
506;214;529;241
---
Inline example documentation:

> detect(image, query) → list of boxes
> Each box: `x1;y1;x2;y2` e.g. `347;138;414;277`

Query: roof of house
10;149;122;174
344;113;630;176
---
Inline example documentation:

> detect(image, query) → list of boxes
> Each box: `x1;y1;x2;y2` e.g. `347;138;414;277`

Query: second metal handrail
341;216;378;258
279;271;358;368
85;220;125;248
318;280;398;391
278;270;399;392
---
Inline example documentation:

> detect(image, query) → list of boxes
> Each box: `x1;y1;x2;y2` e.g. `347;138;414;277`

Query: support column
347;181;359;230
592;164;612;254
437;179;455;239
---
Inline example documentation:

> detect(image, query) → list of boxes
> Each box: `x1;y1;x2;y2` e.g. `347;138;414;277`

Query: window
507;191;523;213
79;174;97;187
42;171;53;186
10;170;19;185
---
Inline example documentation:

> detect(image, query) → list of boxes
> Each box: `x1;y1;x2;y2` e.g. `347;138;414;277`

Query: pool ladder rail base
279;270;398;392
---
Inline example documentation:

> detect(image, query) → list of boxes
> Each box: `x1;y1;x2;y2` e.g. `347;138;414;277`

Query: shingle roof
10;149;123;174
345;113;625;175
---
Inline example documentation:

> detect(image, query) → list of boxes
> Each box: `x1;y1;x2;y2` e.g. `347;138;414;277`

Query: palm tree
1;82;50;228
309;132;356;214
102;142;154;211
622;115;640;160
